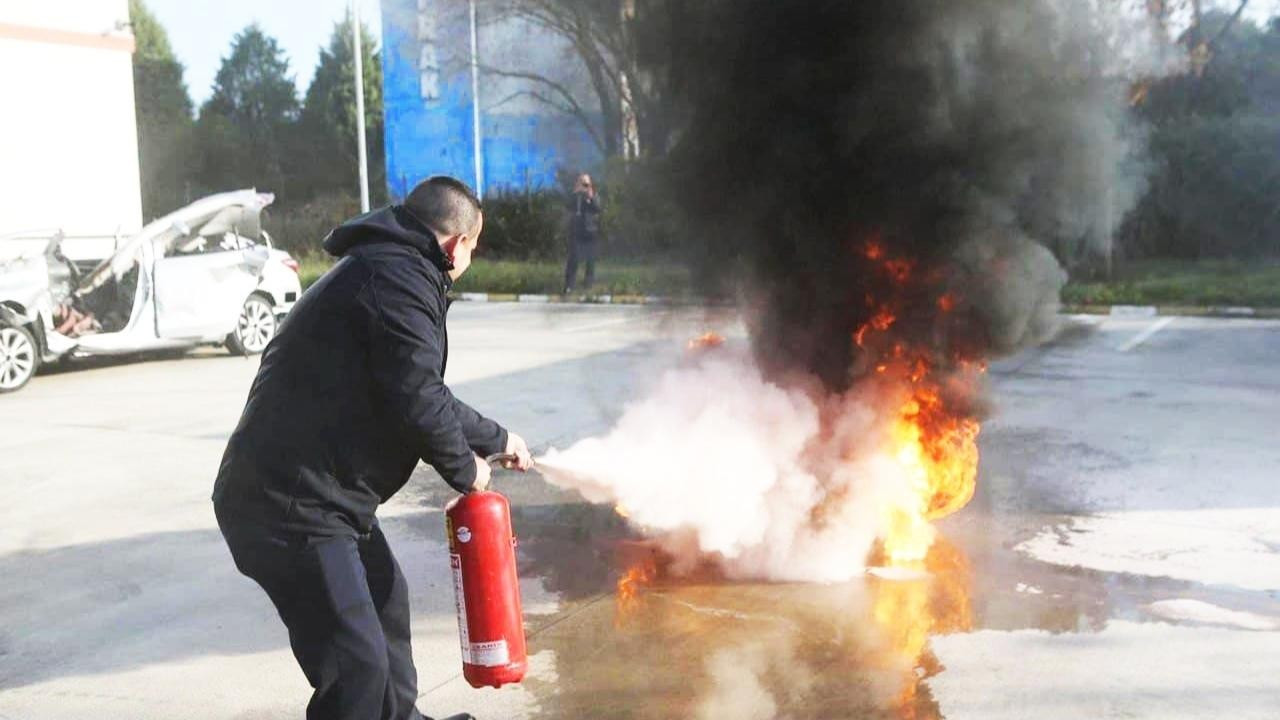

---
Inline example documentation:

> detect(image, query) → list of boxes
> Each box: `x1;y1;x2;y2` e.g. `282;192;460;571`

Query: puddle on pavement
506;501;1280;719
396;461;1277;717
521;570;954;719
512;503;965;719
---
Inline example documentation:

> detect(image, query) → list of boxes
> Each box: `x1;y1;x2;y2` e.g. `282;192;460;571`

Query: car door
152;233;268;340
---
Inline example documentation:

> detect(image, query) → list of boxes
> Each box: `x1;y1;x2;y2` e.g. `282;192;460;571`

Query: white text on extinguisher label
450;554;471;663
469;639;510;667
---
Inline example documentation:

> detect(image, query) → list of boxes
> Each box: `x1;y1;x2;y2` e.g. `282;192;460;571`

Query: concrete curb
453;292;679;306
1064;304;1280;319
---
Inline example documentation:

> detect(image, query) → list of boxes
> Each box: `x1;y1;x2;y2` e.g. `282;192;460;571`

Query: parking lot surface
1;305;1277;719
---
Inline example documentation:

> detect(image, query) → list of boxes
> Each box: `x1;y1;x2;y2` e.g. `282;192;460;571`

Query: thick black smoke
670;0;1162;390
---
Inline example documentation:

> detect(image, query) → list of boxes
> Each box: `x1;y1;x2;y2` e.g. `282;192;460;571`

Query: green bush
263;192;362;256
1120;15;1280;261
480;161;687;264
600;157;685;260
1123;114;1280;260
479;189;566;260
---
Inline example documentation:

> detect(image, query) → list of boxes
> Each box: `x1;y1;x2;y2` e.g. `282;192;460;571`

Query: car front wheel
227;294;277;356
0;324;39;393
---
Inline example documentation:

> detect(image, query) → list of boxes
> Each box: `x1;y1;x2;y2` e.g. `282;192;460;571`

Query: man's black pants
218;514;425;720
564;236;596;291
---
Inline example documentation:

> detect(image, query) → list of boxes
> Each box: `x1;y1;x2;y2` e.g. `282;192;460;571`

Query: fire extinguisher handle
485;452;518;467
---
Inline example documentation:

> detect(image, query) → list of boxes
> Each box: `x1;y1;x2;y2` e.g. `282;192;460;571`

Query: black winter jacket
212;205;507;535
567;191;601;241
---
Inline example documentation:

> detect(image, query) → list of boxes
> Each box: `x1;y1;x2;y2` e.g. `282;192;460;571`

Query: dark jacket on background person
212;205;507;537
568;191;601;242
564;191;602;291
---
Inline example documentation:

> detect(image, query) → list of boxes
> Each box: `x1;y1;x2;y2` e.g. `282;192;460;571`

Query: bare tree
485;0;678;160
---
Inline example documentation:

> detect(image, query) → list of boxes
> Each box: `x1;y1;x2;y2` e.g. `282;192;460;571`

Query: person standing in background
564;173;601;294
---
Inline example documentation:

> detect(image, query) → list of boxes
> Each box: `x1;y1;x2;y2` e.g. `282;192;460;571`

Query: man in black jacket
213;176;531;720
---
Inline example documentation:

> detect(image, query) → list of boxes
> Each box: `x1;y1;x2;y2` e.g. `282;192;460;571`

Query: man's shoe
438;715;476;720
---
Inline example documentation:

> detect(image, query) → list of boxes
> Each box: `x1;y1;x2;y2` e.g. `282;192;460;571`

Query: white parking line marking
562;316;636;333
1118;316;1175;352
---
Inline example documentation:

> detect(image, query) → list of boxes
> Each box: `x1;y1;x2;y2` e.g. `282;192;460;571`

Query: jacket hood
323;205;454;277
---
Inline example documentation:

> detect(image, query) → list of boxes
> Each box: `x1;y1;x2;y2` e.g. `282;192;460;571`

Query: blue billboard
379;0;603;199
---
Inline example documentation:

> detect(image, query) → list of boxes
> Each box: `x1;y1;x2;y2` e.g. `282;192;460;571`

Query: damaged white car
0;190;301;393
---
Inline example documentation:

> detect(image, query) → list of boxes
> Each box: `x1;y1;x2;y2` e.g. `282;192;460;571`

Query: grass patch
304;255;1278;308
298;254;335;290
1063;259;1280;308
296;254;691;297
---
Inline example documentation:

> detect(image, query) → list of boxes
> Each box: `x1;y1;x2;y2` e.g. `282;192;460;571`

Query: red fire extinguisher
445;480;527;689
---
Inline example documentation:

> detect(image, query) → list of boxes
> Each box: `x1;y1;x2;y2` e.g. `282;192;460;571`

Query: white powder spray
538;347;927;582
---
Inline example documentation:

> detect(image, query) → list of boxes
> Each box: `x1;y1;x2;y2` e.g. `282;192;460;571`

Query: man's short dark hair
404;176;483;236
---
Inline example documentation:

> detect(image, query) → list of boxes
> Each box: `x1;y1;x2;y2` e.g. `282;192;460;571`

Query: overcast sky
145;0;383;106
149;0;1276;107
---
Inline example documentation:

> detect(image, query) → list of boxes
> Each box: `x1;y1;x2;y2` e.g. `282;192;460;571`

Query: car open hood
74;190;274;297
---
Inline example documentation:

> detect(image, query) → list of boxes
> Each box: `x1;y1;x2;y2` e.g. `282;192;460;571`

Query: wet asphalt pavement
0;305;1277;718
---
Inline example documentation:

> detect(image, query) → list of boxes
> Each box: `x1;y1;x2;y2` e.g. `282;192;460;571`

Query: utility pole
468;0;484;196
352;0;371;212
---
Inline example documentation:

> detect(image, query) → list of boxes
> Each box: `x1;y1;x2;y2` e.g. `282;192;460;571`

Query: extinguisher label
469;639;510;667
450;554;471;663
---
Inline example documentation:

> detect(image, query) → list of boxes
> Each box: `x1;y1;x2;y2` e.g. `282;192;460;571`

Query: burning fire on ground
852;239;985;569
614;555;658;626
542;238;987;582
852;238;984;711
595;238;986;710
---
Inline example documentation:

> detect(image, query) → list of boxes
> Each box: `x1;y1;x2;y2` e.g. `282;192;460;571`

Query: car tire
226;293;277;356
0;323;40;393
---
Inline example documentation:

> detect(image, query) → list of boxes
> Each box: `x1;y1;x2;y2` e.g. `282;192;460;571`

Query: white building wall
0;0;142;237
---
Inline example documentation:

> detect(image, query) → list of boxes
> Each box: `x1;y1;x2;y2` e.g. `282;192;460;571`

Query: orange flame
880;382;981;566
884;259;914;284
686;331;726;351
849;240;983;567
855;307;898;348
614;557;657;627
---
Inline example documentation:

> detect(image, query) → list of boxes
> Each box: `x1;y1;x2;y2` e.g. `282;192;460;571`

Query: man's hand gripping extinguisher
445;454;527;688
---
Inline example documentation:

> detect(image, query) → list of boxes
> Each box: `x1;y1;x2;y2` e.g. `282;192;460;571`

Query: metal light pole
468;0;484;197
352;0;371;212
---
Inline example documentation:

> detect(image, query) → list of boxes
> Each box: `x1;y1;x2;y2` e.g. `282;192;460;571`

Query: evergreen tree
296;14;385;204
129;0;194;218
195;24;300;198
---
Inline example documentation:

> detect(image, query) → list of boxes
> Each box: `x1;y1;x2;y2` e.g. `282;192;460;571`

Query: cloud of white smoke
539;347;927;583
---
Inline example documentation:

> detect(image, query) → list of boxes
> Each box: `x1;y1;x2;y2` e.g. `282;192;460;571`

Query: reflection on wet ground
507;498;1280;719
511;501;963;719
